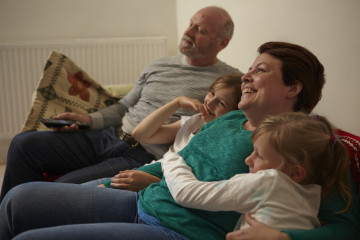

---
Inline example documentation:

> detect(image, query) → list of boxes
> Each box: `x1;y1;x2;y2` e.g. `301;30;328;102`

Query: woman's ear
286;81;303;99
288;164;306;183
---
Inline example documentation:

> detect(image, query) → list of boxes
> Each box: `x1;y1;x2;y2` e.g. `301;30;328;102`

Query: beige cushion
104;84;134;97
21;51;132;132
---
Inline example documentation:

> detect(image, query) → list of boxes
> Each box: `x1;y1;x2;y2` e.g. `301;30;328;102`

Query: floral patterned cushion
21;51;126;132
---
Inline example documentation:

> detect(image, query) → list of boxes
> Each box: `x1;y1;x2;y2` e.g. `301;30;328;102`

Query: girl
162;112;352;231
99;73;243;189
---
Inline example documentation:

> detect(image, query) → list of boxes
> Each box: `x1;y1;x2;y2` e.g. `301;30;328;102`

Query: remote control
40;119;90;129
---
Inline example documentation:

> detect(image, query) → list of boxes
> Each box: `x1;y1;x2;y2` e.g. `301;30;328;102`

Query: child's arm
97;163;163;191
161;152;271;212
109;169;161;191
132;96;207;144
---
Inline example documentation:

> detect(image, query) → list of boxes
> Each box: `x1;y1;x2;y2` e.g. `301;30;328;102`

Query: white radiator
0;37;167;139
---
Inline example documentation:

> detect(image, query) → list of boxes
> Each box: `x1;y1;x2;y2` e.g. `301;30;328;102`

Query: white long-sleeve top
162;154;321;231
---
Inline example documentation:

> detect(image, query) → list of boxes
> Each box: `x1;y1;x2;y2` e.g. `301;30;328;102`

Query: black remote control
40;119;90;129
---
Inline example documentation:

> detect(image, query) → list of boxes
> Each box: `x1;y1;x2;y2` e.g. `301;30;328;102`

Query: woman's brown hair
258;42;325;113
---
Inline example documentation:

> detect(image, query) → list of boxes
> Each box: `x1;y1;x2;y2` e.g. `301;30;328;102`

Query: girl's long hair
252;112;352;213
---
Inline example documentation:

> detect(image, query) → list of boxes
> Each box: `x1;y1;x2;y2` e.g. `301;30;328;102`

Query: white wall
177;0;360;136
0;0;178;56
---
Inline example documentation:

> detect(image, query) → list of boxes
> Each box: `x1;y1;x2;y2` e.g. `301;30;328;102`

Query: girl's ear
287;81;303;99
289;164;306;183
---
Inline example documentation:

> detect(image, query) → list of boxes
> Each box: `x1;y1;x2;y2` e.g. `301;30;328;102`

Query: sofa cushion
21;51;122;132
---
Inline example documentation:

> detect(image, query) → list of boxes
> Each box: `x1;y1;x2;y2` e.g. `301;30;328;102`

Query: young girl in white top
99;73;243;189
162;112;352;231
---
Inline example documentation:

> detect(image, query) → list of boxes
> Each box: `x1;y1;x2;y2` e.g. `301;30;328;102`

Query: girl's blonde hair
210;73;243;110
252;112;352;213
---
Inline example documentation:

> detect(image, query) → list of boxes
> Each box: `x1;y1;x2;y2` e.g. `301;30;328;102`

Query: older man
1;6;242;201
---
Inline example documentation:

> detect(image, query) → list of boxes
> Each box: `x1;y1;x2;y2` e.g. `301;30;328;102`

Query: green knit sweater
138;110;253;240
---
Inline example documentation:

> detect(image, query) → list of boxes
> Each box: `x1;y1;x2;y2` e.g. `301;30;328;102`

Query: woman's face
201;85;236;122
238;53;290;114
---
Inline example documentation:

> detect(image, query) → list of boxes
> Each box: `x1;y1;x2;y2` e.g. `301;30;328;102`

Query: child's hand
110;170;161;192
176;96;209;116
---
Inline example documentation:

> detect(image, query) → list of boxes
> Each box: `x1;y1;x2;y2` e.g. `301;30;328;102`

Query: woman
136;42;357;240
1;42;358;240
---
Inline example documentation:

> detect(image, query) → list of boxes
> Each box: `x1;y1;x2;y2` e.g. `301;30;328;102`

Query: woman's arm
132;96;207;144
226;214;290;240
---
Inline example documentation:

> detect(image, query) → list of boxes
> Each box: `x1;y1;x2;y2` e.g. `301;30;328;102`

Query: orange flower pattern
67;71;91;102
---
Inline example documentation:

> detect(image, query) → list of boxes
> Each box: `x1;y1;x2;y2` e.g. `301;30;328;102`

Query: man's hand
110;170;161;192
53;112;91;132
226;213;290;240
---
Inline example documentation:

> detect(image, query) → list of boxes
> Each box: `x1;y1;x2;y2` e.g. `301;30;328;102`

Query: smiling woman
238;52;288;124
238;42;325;130
158;41;359;240
132;41;331;240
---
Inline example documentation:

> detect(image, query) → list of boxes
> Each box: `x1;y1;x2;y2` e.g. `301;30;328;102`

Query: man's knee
9;132;38;154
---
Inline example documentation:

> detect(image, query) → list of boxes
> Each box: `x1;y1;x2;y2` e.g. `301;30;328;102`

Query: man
1;6;241;201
